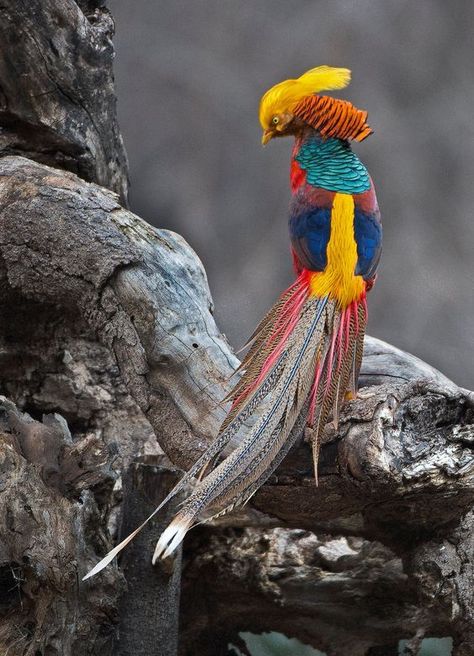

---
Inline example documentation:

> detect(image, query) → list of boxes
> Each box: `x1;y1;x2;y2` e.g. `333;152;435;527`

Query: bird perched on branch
84;65;381;579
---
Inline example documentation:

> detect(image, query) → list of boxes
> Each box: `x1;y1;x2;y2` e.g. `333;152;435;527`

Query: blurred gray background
111;0;474;388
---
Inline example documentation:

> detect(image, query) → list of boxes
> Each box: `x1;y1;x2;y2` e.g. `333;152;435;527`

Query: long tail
83;271;366;578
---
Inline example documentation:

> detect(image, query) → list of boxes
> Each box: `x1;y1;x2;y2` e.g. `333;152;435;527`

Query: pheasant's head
259;66;372;145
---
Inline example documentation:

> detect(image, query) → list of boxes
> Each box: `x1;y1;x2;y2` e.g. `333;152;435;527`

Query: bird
83;65;382;579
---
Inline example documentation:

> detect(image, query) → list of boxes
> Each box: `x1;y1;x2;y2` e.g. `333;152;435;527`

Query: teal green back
296;136;370;194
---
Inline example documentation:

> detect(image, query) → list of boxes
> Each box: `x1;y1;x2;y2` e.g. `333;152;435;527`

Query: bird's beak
261;129;274;146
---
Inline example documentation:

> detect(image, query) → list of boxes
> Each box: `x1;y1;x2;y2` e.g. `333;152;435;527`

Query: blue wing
354;209;382;279
289;205;382;278
289;207;331;272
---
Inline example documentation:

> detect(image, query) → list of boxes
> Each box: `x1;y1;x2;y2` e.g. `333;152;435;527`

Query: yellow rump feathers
259;65;351;130
309;193;365;307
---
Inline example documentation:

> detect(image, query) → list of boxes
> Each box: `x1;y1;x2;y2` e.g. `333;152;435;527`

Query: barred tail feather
153;277;368;560
83;272;368;575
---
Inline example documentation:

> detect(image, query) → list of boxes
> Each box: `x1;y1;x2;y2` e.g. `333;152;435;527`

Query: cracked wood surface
0;0;128;203
0;155;473;536
180;528;433;655
0;396;121;655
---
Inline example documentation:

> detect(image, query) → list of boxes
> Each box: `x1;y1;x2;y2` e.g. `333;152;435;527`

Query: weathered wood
0;155;236;468
408;510;474;656
118;460;182;656
0;396;121;655
180;525;462;655
183;528;399;655
0;0;128;203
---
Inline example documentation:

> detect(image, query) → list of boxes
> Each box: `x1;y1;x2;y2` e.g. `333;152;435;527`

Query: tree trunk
0;2;473;655
118;460;183;656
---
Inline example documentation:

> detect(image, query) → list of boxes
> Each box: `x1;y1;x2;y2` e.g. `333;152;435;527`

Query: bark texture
0;1;473;655
0;0;128;203
118;461;183;656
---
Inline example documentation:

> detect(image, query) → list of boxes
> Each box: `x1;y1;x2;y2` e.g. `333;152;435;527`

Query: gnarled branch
1;155;472;541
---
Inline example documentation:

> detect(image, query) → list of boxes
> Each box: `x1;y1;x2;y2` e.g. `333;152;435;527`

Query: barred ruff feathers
294;95;372;142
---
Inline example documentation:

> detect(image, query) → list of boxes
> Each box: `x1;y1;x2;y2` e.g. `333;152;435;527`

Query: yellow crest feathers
259;65;351;130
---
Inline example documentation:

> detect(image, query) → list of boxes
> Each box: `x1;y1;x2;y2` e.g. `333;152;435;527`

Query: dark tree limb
118;460;183;656
408;510;474;656
180;524;465;655
181;528;416;656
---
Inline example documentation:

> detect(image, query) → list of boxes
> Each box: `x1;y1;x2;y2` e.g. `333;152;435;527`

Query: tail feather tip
152;515;191;564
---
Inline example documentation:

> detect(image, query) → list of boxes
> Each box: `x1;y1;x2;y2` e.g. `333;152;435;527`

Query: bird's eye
272;116;279;125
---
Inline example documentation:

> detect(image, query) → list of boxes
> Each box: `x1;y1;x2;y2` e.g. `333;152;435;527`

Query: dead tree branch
0;156;472;529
